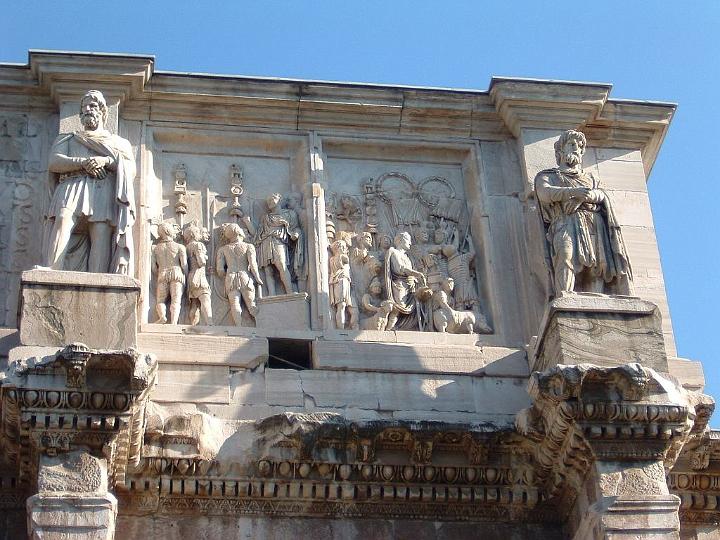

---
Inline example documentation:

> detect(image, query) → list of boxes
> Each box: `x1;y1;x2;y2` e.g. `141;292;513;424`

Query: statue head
183;223;202;243
433;228;445;245
441;277;455;294
158;222;177;240
394;231;412;250
331;239;348;255
442;244;458;258
554;130;586;168
79;90;108;131
379;234;392;250
285;192;301;210
266;193;282;210
223;223;245;242
368;277;383;296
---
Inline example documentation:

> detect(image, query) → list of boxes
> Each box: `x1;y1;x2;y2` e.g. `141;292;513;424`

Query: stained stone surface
20;269;139;349
0;52;717;540
531;294;668;372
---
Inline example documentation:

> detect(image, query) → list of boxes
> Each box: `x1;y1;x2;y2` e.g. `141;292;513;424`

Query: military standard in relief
0;52;716;539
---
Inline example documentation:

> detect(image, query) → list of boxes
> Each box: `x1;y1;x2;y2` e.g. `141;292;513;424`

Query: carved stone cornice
516;363;714;509
28;50;153;106
0;343;157;489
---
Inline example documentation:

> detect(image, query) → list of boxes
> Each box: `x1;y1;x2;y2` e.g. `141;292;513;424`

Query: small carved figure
216;224;263;326
284;193;307;291
45;90;136;274
152;223;187;325
360;277;393;331
350;231;380;297
384;231;427;331
432;278;476;334
335;194;362;228
534;130;632;296
255;193;299;296
442;236;478;310
183;223;213;325
329;239;358;329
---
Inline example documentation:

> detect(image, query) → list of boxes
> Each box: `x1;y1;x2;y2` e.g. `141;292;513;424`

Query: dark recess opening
267;338;312;370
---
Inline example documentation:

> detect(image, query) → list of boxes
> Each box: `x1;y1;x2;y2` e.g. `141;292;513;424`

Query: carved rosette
0;343;157;489
516;363;714;509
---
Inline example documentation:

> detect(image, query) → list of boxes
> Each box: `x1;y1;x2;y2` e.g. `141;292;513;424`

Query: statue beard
562;151;582;168
81;111;102;130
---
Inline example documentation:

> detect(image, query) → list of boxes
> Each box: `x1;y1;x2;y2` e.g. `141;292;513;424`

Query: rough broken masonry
0;51;717;539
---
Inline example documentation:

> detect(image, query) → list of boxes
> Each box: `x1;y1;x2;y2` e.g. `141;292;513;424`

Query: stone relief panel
145;130;310;329
324;156;492;334
0;113;52;327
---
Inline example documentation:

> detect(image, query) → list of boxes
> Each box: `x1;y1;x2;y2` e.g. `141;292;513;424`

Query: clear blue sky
3;1;719;421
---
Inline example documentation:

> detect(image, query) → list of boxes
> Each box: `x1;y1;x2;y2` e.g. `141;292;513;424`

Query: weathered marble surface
531;294;668;372
20;269;139;349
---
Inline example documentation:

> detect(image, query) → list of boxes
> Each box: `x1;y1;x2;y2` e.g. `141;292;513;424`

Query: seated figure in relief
534;130;632;296
45;90;136;274
384;231;428;331
216;224;263;326
151;223;187;325
329;239;358;329
183;223;213;326
360;277;394;331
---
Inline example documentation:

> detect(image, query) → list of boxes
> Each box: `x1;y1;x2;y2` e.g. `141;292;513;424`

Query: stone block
20;269;139;350
153;364;230;404
531;295;668;373
312;340;526;374
137;332;268;367
255;292;310;331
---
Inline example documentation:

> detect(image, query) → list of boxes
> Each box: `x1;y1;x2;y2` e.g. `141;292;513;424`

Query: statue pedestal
27;452;117;540
20;269;140;349
256;292;310;331
530;294;668;373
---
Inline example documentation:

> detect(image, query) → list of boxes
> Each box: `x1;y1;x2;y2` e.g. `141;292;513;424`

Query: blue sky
3;1;719;421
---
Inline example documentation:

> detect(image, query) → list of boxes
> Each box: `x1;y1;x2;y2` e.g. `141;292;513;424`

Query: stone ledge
21;268;140;289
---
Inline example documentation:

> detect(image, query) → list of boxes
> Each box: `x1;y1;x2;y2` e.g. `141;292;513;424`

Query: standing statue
255;193;299;296
45;90;136;274
328;239;358;329
442;236;478;310
284;193;307;292
384;231;427;331
216;224;263;326
183;223;213;326
534;130;632;296
151;223;187;325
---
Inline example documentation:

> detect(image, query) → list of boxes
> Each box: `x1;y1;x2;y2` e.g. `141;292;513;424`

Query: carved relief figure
432;277;476;334
183;223;213;325
360;277;393;331
442;236;478;310
350;231;380;298
384;232;427;331
151;223;187;325
329;239;358;329
535;130;632;296
216;224;263;326
45;90;136;274
255;193;298;296
284;193;307;291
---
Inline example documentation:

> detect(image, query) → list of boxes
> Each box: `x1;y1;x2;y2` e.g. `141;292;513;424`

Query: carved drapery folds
0;343;157;489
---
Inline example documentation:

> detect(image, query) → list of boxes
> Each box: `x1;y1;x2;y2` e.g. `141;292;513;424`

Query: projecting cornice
0;51;675;172
28;50;154;106
489;77;675;173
